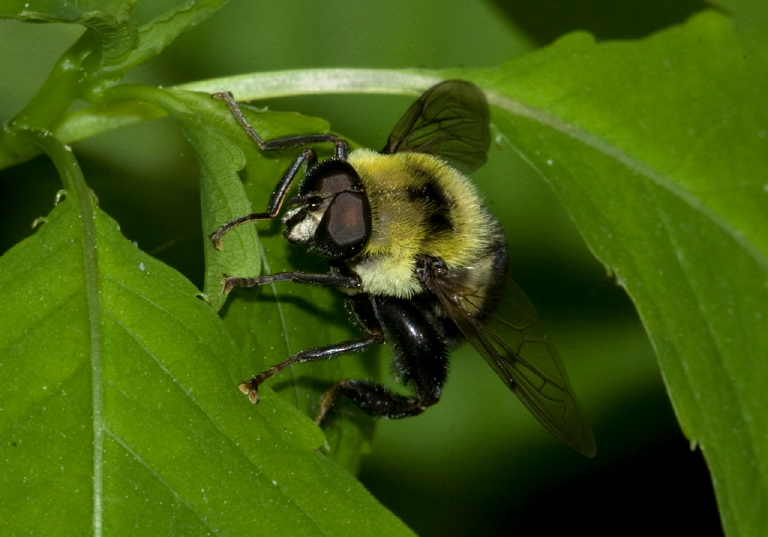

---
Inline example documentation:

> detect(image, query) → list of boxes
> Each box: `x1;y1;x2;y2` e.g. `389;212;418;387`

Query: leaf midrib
488;92;768;271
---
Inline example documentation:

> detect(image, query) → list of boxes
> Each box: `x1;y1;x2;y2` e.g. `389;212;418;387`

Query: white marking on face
283;205;326;243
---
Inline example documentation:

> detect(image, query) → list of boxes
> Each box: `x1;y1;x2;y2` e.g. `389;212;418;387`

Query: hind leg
315;379;434;423
316;296;451;422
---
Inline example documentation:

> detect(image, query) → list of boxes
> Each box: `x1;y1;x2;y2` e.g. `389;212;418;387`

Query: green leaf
0;0;135;21
449;10;767;536
0;0;139;71
708;0;768;33
105;0;230;77
0;171;411;535
0;1;230;169
154;87;268;312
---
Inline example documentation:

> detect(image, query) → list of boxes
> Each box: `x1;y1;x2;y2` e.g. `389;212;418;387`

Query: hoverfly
211;80;595;456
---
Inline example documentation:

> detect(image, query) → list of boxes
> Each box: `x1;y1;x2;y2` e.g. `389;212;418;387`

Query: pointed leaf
451;10;767;536
0;195;412;535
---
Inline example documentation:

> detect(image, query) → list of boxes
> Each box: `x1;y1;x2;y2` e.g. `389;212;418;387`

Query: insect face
282;159;371;261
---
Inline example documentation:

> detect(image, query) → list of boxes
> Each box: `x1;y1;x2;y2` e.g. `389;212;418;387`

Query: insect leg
222;270;361;293
316;296;451;422
210;147;318;249
210;92;352;248
239;295;383;404
213;92;349;157
316;379;441;424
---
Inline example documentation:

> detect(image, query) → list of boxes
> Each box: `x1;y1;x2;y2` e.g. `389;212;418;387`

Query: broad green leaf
444;10;767;536
0;191;412;535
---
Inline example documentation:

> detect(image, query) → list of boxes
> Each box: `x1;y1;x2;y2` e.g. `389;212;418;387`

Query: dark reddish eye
325;192;368;247
298;158;371;260
301;159;359;195
314;190;371;260
317;170;356;194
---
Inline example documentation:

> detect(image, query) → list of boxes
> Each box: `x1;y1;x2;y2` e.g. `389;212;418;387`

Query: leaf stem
174;68;443;99
0;68;443;171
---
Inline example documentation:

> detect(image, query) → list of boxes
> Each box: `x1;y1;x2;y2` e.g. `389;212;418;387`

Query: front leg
209;147;318;250
222;270;361;294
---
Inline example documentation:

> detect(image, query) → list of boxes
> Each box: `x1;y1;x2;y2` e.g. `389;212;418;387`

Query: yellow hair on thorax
344;149;501;298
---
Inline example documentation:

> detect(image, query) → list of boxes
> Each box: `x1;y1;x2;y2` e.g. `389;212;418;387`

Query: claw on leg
239;381;261;404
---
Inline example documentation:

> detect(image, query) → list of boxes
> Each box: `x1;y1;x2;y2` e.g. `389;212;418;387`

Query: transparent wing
433;274;596;456
382;79;491;175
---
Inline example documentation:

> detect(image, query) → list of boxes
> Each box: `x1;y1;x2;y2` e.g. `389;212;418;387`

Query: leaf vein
488;93;768;271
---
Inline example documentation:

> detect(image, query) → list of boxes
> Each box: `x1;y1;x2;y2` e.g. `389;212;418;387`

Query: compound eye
326;192;367;245
301;158;358;195
315;191;371;260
